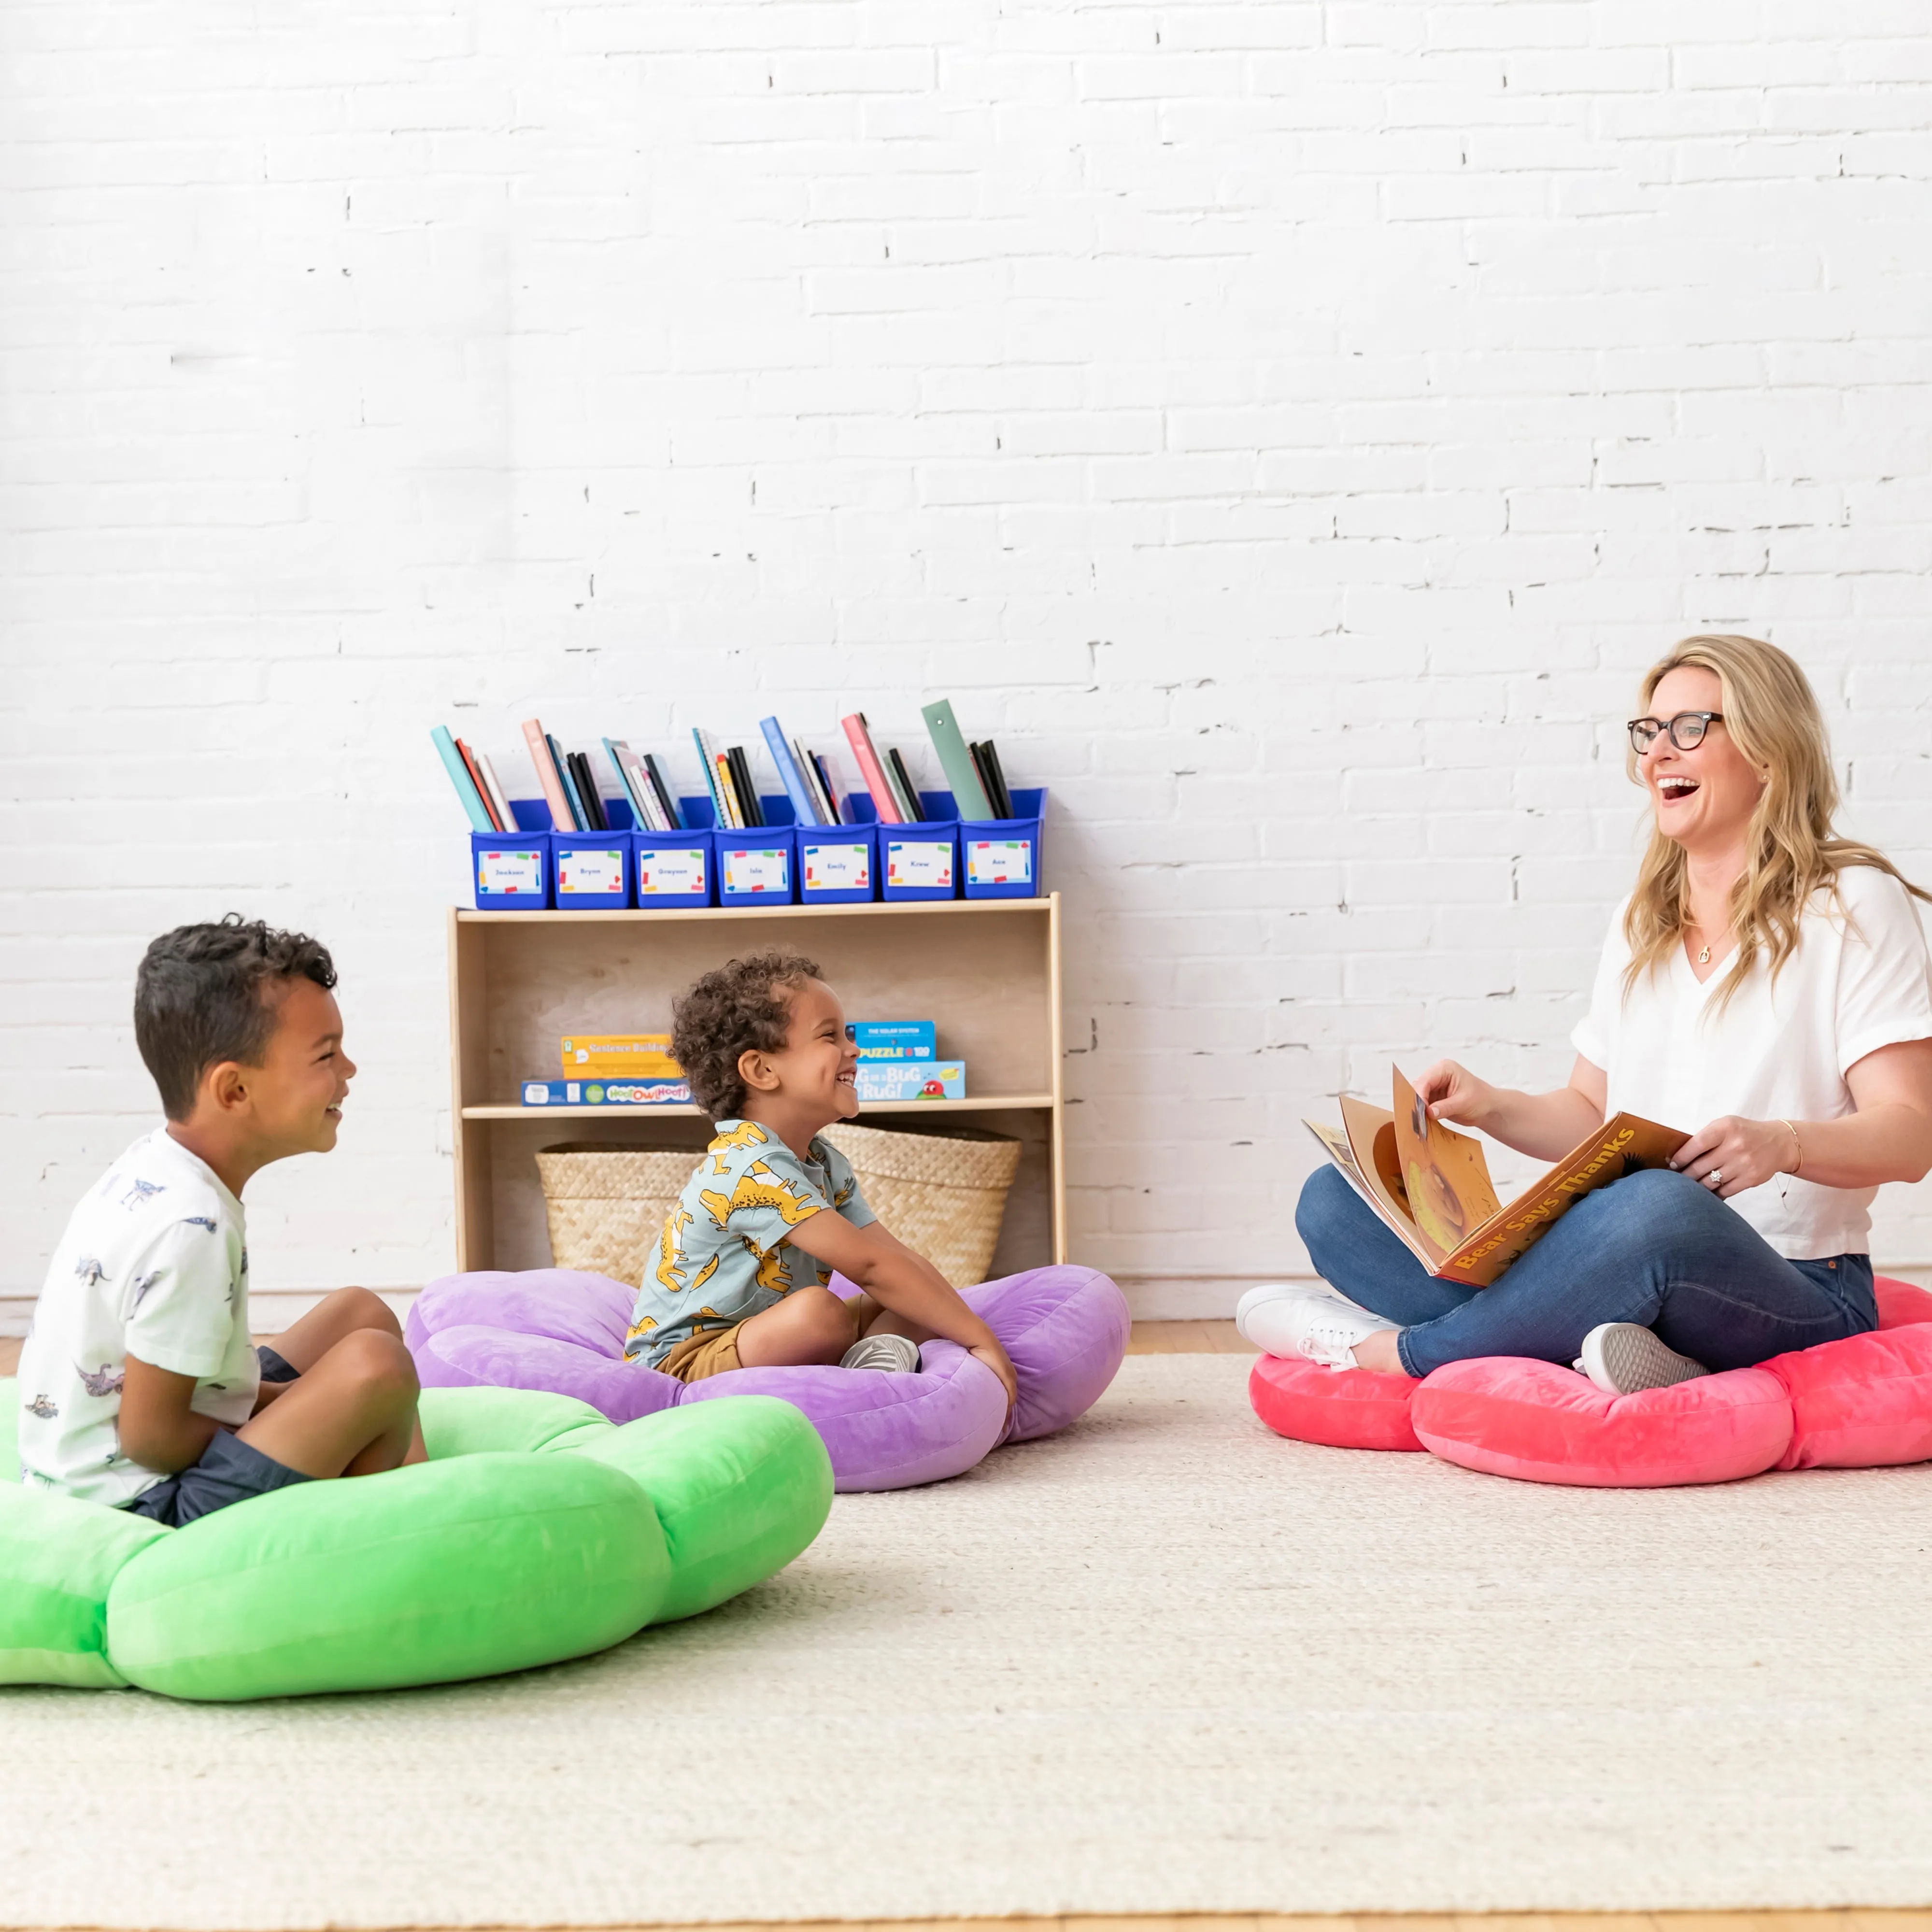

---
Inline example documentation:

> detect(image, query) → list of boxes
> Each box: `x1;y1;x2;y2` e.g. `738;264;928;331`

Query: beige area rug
5;1353;1932;1928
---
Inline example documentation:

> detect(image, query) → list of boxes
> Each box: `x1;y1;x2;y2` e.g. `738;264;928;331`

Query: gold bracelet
1779;1118;1804;1175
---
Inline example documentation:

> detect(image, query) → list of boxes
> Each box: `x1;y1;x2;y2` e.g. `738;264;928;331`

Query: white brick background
3;0;1930;1316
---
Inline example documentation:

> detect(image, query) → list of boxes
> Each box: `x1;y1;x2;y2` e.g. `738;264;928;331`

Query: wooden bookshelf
447;895;1065;1276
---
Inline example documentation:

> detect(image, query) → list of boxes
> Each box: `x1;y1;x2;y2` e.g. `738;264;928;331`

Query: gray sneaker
840;1333;921;1374
1578;1322;1709;1395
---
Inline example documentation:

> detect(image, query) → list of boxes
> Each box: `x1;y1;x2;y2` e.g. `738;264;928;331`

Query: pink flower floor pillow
1248;1352;1422;1452
1410;1359;1795;1487
1250;1275;1932;1489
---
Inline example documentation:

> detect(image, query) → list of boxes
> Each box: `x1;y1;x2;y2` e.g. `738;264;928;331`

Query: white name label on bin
724;847;790;895
966;838;1033;887
557;849;624;896
477;848;542;897
887;840;953;890
638;848;706;897
803;842;869;893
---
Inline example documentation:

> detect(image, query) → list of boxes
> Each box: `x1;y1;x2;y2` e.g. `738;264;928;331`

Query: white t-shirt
1572;865;1932;1261
16;1127;258;1507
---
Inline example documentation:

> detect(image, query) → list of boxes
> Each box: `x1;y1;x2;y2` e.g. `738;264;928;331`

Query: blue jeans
1295;1163;1876;1379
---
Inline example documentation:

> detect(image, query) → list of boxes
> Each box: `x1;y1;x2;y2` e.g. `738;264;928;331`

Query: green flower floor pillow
0;1380;829;1702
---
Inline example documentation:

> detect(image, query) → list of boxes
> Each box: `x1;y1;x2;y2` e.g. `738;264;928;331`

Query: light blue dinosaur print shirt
16;1128;257;1507
624;1120;874;1370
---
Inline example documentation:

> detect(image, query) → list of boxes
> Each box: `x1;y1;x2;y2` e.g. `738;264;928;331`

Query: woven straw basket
534;1144;696;1287
819;1122;1020;1288
536;1123;1021;1289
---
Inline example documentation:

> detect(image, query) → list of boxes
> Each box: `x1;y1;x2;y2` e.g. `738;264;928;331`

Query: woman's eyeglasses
1627;710;1722;754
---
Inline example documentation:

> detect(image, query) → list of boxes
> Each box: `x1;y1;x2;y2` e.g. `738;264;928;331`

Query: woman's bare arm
1671;1036;1932;1197
1416;1054;1607;1163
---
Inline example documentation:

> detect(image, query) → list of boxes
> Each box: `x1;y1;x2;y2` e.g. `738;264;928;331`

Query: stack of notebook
433;699;1020;836
838;703;1012;824
692;721;840;830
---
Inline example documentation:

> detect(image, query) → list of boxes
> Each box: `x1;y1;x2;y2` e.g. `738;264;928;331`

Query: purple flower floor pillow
407;1264;1129;1492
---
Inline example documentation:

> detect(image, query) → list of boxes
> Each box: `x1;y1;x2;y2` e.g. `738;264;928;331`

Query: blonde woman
1246;636;1932;1394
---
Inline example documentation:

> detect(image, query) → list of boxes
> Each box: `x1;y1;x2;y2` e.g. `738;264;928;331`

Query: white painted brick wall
3;0;1930;1318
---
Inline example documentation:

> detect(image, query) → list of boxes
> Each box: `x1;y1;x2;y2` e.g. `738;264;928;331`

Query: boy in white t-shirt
16;917;423;1525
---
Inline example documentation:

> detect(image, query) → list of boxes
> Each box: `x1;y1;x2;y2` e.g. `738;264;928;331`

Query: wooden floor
1128;1318;1254;1355
0;1321;1249;1380
395;1916;1932;1932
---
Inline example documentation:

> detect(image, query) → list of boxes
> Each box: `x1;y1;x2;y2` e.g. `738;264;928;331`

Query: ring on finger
1708;1168;1723;1189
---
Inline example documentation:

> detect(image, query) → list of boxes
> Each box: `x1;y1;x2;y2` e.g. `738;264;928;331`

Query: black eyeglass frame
1627;710;1723;754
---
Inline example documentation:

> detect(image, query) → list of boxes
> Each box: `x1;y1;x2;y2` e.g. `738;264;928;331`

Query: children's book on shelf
884;746;924;822
849;1022;936;1060
454;739;501;828
604;739;667;831
691;727;739;828
972;739;1013;818
840;713;903;824
855;1061;965;1102
473;750;515;831
519;719;576;830
522;1079;692;1108
552;735;594;829
432;726;499;832
1305;1069;1688;1289
760;716;828;825
726;744;764;825
565;750;610;830
920;700;993;818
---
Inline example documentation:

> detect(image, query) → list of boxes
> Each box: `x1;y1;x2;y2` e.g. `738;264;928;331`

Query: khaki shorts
653;1326;744;1384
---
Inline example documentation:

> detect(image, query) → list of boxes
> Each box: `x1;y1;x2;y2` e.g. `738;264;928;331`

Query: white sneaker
1577;1322;1709;1395
1235;1280;1376;1338
1235;1282;1395;1371
840;1333;921;1374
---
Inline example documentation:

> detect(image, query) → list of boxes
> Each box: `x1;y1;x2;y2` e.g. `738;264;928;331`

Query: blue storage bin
842;790;961;901
687;794;800;906
798;820;879;904
634;796;715;908
960;786;1047;899
471;818;552;910
552;794;634;909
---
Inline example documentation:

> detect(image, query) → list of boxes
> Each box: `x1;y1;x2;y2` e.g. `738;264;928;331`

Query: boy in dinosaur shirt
624;951;1017;1412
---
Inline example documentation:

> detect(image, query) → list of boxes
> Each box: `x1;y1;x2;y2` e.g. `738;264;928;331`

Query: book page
1389;1067;1502;1266
1303;1119;1382;1217
1335;1097;1438;1269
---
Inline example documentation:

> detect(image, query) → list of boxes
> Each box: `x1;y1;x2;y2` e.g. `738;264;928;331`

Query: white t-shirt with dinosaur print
16;1127;258;1507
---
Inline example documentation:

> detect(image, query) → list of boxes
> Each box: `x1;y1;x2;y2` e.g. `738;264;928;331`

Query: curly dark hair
671;951;823;1120
134;915;338;1121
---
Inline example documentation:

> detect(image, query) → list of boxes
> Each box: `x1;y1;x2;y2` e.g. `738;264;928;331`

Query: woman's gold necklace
1696;943;1712;964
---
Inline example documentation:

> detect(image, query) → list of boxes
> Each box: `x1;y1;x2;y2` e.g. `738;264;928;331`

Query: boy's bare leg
735;1287;858;1367
260;1285;401;1372
258;1286;426;1465
843;1291;933;1347
237;1329;422;1478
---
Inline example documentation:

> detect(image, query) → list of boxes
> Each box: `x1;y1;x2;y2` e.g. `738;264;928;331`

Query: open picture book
1305;1069;1689;1288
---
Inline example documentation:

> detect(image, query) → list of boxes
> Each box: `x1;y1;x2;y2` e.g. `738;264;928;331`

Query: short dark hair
671;951;822;1121
134;916;338;1120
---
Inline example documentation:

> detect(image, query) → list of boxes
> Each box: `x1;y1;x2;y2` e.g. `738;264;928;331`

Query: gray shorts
124;1344;309;1528
126;1427;310;1527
